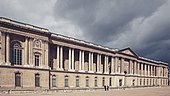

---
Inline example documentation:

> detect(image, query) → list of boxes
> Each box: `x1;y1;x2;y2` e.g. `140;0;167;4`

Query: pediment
118;48;138;57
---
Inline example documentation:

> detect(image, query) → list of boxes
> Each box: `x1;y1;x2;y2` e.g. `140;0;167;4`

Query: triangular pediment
118;48;138;57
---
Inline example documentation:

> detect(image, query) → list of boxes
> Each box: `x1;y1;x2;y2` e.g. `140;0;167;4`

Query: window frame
15;72;21;87
35;74;40;87
12;42;22;65
65;76;68;87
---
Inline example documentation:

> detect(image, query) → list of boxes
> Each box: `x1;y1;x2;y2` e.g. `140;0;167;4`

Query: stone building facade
0;17;168;91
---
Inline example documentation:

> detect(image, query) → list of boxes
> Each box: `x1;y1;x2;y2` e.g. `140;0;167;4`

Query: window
102;77;105;86
12;42;22;65
109;77;112;86
119;79;122;86
15;72;21;87
35;55;40;66
140;79;142;86
76;76;79;87
52;75;56;87
94;77;97;87
86;76;89;87
35;74;40;87
65;76;68;87
132;79;135;86
144;79;145;86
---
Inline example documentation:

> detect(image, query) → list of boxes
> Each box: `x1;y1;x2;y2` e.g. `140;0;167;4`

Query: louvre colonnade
0;17;168;91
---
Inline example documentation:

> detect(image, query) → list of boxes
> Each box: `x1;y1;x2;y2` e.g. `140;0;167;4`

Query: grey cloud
0;0;170;67
54;0;170;66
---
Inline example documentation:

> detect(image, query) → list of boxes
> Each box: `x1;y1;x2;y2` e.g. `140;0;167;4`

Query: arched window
76;76;79;87
65;75;68;87
15;72;21;87
12;42;22;65
35;73;40;87
52;75;56;87
86;76;89;87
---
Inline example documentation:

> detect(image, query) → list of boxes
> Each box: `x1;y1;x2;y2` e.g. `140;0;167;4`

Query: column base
78;70;85;72
111;72;115;75
57;68;64;71
96;71;102;74
88;71;94;73
104;72;109;74
68;69;75;72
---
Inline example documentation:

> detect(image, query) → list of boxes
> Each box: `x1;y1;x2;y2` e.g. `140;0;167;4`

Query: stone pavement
1;87;170;96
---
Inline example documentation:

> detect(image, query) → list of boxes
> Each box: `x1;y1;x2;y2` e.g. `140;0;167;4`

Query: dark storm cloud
54;0;170;65
0;0;170;66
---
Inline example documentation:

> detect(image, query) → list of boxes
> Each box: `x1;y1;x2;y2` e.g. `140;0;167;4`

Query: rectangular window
15;73;21;87
109;78;112;86
102;77;105;86
35;74;40;87
95;79;97;87
65;77;68;87
86;79;89;87
35;55;40;66
119;79;122;86
76;78;79;87
52;76;56;87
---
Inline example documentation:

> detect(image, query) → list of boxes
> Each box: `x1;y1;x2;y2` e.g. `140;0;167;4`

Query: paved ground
1;87;170;96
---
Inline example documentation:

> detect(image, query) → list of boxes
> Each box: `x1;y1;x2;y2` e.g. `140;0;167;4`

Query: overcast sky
0;0;170;66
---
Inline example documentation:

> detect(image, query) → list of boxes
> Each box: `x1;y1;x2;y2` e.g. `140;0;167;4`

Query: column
148;65;150;76
106;56;109;73
115;57;118;73
60;46;63;70
79;50;82;71
91;52;94;72
97;54;100;73
129;60;132;74
134;61;136;75
6;33;10;64
88;52;91;71
151;65;153;76
153;66;155;76
137;62;140;75
99;54;101;73
45;41;49;68
56;46;60;69
82;50;84;70
71;49;74;70
28;38;33;65
68;48;71;70
25;38;28;65
144;64;147;76
111;57;114;74
121;58;124;73
104;55;107;73
141;63;143;76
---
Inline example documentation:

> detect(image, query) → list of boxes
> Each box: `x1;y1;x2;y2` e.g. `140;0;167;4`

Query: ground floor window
86;76;89;87
119;79;122;86
52;75;56;87
102;77;105;86
94;77;97;87
15;72;21;87
132;79;135;86
76;76;79;87
65;76;68;87
140;79;142;86
35;74;40;87
109;78;112;86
